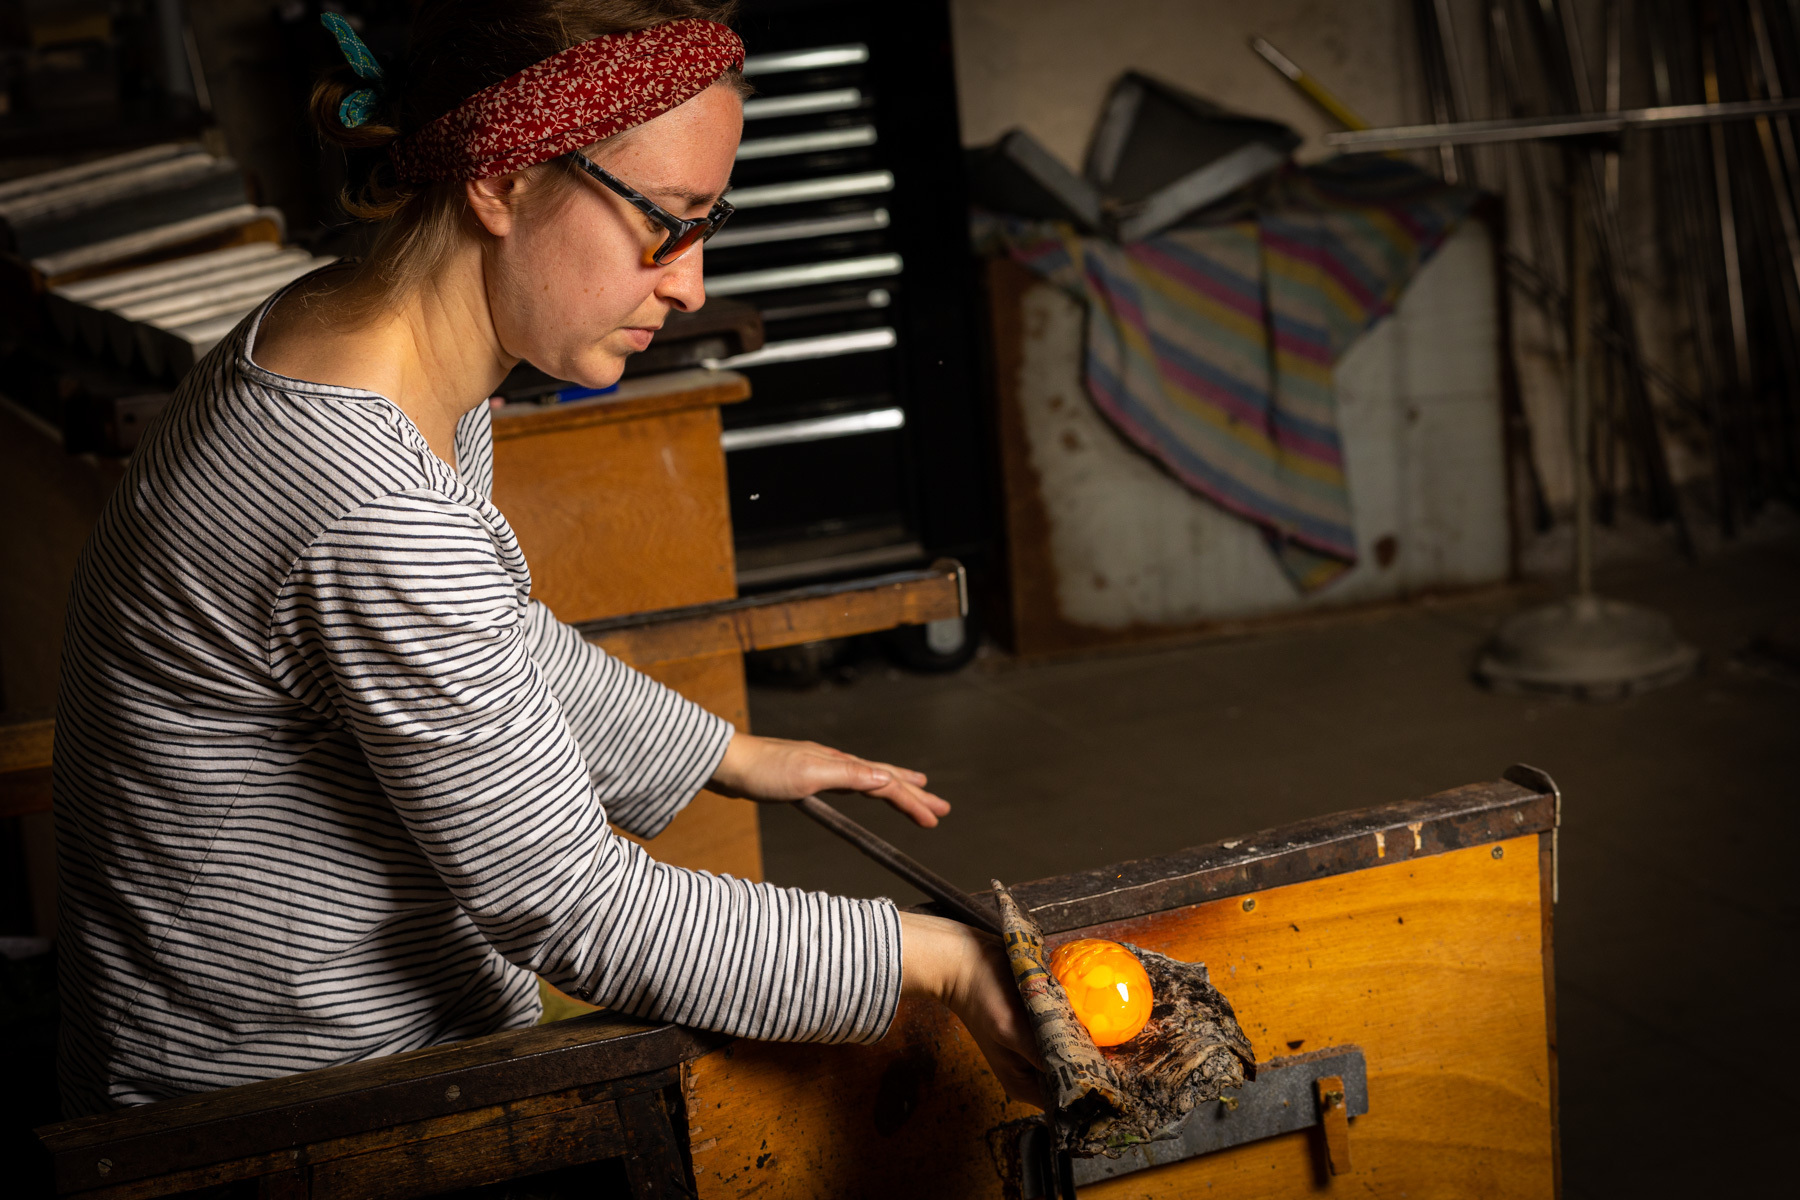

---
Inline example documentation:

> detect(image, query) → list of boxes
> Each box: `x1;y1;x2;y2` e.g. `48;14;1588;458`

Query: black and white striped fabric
52;285;902;1115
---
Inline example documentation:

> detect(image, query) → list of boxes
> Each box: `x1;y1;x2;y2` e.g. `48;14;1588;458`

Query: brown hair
309;0;744;312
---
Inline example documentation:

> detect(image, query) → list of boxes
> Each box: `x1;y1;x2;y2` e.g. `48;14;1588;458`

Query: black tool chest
718;0;988;591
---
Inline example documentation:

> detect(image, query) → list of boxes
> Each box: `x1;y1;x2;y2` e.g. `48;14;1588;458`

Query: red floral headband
388;18;745;184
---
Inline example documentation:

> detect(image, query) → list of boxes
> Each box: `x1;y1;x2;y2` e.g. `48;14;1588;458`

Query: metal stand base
1477;595;1700;699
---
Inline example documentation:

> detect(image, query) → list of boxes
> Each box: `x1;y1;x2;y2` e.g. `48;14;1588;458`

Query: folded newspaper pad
992;881;1257;1157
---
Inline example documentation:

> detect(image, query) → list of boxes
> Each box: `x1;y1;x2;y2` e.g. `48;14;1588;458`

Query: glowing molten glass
1048;938;1153;1047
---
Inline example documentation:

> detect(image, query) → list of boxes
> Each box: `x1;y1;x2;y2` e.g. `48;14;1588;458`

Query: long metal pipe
792;796;1003;936
1322;96;1800;149
1569;182;1594;599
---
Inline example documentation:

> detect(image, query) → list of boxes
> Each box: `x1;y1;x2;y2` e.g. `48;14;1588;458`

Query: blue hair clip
320;12;385;128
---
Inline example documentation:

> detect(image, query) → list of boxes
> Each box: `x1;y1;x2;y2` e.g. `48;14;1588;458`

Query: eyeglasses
566;150;734;267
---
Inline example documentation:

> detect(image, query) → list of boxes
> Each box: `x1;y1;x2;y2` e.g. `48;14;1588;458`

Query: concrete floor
751;538;1800;1197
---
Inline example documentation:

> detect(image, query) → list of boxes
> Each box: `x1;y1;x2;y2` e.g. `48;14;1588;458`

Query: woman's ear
465;174;523;237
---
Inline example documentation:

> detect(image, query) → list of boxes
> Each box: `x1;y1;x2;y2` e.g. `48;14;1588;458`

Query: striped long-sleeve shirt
52;290;903;1115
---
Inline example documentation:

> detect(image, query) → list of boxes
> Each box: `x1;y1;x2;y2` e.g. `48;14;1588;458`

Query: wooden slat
616;1086;691;1197
1;716;54;774
68;1144;297;1200
580;562;966;668
978;776;1555;933
65;1079;643;1200
488;369;749;440
308;1098;627;1200
686;833;1556;1198
39;1015;720;1194
1;717;55;817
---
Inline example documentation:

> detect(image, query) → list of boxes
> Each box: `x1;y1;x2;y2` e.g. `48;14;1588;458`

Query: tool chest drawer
717;0;988;589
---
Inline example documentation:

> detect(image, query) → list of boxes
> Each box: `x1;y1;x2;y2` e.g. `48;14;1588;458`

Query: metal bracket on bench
1504;762;1561;904
1004;1046;1369;1196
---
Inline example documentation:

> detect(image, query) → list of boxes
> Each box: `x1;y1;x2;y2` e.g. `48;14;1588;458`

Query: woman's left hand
709;732;951;827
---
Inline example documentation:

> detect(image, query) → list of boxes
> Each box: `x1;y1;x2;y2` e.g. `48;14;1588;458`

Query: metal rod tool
792;795;1004;936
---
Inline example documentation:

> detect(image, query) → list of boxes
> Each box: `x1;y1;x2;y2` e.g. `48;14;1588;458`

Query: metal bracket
1006;1046;1369;1193
1315;1074;1352;1175
1504;763;1562;904
932;557;970;618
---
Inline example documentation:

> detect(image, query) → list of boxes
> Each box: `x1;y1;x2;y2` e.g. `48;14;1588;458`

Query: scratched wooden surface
684;998;1037;1197
63;1082;631;1200
684;835;1554;1199
491;394;741;628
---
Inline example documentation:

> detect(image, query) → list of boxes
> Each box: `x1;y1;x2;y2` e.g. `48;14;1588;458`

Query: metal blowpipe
792;795;1004;936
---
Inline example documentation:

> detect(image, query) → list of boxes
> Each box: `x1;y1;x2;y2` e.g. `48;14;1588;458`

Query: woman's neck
253;241;516;466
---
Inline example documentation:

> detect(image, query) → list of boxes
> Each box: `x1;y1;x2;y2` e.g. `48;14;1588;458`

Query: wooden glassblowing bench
25;773;1564;1199
15;374;1562;1198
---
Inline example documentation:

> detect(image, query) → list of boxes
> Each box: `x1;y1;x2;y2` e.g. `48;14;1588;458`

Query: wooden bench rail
997;765;1559;934
37;1013;722;1197
578;559;967;667
488;368;750;440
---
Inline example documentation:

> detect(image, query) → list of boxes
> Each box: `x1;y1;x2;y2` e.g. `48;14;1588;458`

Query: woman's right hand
899;911;1045;1109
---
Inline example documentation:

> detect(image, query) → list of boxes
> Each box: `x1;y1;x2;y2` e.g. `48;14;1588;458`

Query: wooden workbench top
489;368;749;440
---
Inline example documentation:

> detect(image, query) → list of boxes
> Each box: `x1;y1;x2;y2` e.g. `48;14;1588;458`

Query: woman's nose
655;246;707;312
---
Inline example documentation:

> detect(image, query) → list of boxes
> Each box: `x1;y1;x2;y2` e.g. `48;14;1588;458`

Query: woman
53;0;1038;1115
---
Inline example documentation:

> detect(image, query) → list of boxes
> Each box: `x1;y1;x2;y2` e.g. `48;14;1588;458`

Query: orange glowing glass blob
1048;938;1154;1047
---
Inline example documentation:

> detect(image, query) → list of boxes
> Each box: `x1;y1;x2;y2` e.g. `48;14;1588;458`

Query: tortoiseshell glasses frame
566;149;734;266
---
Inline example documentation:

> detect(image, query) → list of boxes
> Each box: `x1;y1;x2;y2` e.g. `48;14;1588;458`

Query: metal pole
792;795;1003;936
1492;1;1565;293
1743;4;1800;332
1649;1;1736;531
1431;0;1482;183
1704;34;1756;396
1415;0;1465;181
1320;96;1800;149
1603;0;1623;211
1553;0;1597;113
1570;173;1594;599
1753;0;1800;220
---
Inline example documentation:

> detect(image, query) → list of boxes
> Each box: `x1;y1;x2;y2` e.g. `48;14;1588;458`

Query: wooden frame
37;770;1560;1199
579;561;966;669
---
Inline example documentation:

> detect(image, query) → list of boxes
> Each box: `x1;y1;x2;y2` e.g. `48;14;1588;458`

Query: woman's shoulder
247;269;367;388
120;316;494;577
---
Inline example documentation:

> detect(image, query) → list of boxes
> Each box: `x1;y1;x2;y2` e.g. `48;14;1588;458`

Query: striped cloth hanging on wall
993;156;1478;591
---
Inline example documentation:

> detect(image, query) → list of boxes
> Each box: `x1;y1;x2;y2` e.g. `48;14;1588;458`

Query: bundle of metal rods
1409;0;1800;541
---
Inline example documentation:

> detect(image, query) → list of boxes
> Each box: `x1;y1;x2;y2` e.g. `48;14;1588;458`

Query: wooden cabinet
490;369;761;881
